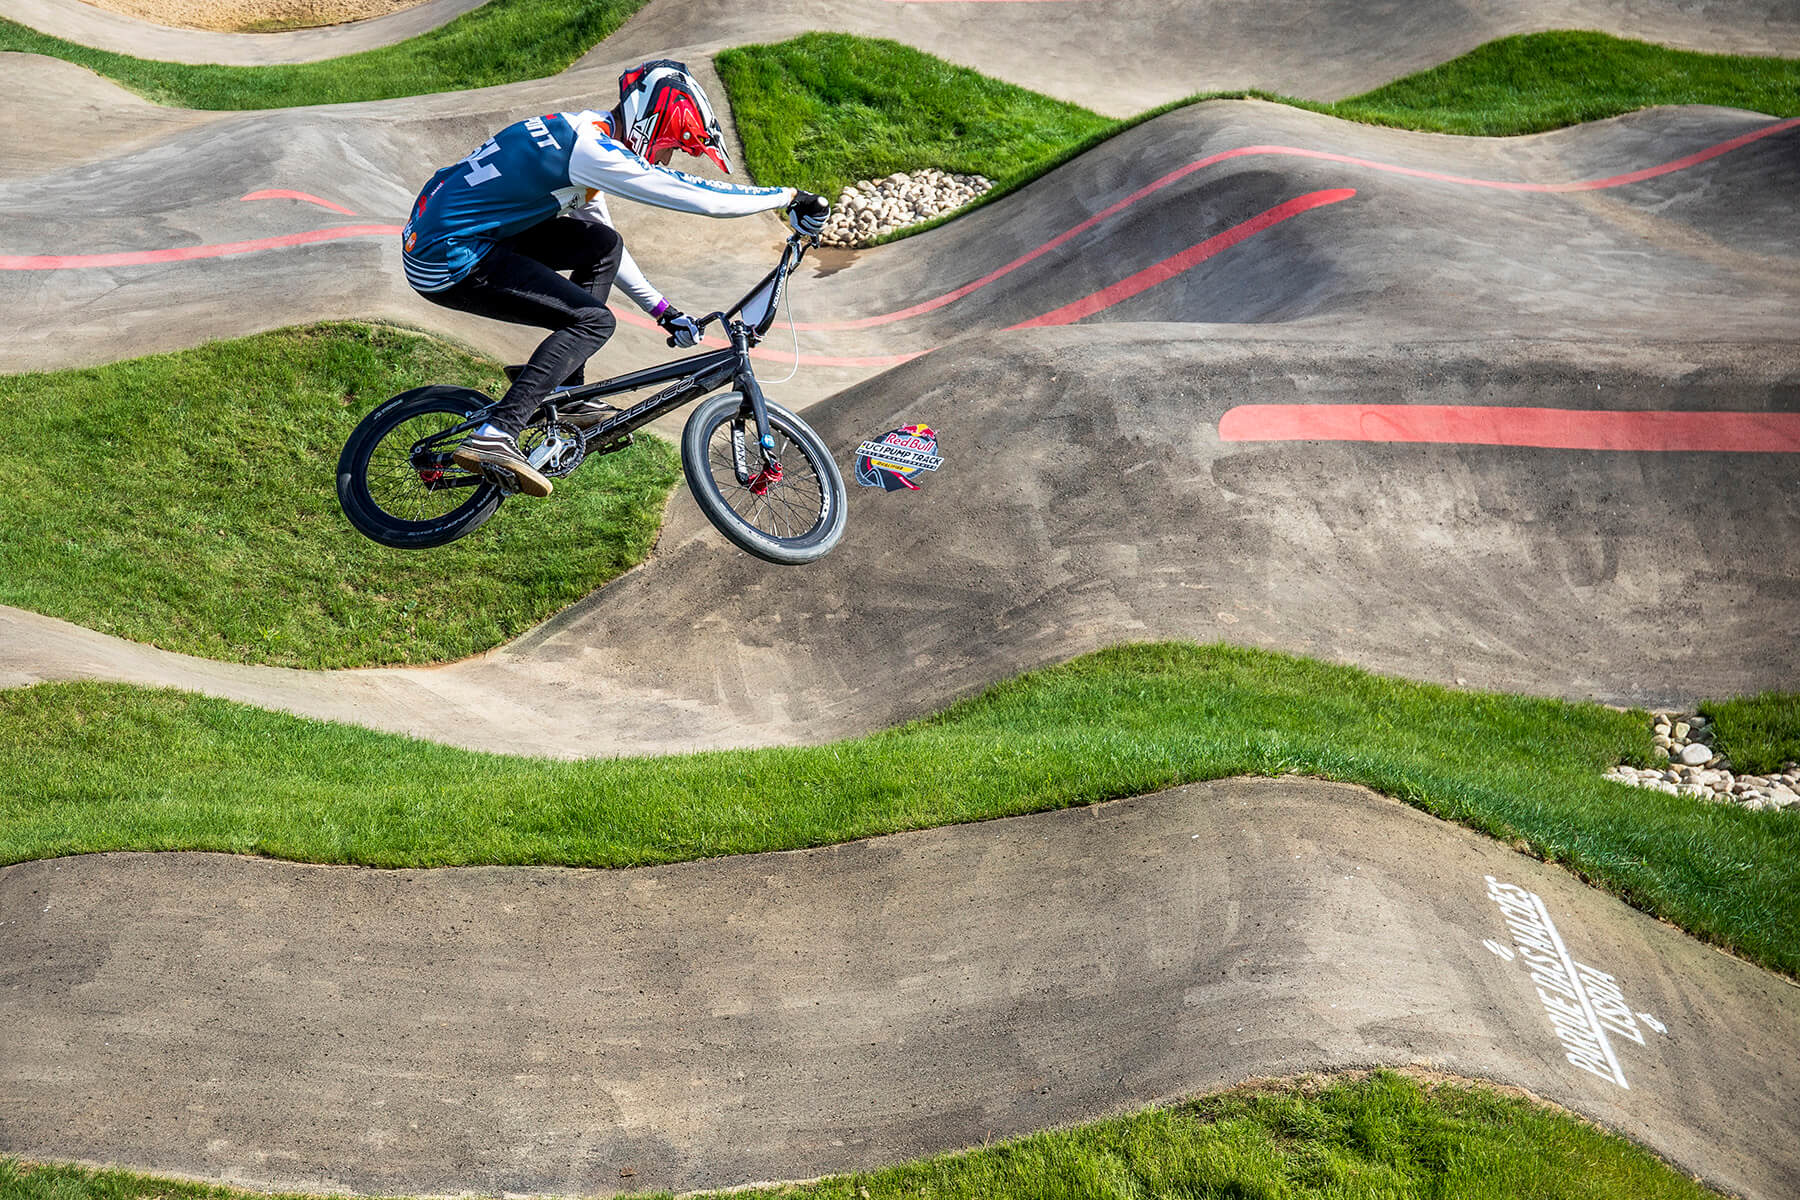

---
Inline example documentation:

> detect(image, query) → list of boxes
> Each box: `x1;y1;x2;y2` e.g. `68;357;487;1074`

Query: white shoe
451;430;553;498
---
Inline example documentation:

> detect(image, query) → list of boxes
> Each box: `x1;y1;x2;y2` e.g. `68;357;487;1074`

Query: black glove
787;190;829;237
657;303;702;348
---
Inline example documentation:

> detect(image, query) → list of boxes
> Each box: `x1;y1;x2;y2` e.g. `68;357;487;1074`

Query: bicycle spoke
705;421;831;543
365;411;483;524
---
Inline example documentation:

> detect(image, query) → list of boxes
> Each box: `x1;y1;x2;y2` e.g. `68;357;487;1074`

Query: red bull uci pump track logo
855;424;944;491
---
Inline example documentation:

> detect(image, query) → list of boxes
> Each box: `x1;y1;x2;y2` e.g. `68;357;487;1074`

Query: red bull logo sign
855;424;944;491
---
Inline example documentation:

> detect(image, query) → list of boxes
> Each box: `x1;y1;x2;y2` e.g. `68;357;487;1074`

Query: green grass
1703;692;1800;776
717;32;1800;230
4;643;1797;977
0;323;680;668
1330;31;1800;135
716;33;1115;200
0;0;649;109
0;1071;1721;1198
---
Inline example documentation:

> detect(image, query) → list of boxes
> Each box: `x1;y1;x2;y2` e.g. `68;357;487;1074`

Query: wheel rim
363;409;487;526
704;418;829;544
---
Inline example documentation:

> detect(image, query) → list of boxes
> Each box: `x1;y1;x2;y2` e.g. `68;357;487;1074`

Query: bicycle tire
336;386;503;549
681;392;847;565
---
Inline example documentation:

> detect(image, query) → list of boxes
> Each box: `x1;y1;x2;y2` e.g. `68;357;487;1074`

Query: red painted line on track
611;307;926;369
0;225;401;270
239;189;358;215
1007;189;1355;329
795;116;1800;332
1218;404;1800;453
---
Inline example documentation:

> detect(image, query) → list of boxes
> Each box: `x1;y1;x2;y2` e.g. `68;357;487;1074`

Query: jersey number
462;139;502;187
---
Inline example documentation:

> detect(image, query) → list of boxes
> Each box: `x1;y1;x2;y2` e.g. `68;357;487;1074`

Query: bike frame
414;233;811;486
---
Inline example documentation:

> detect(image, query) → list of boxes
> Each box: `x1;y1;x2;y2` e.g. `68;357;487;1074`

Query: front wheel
337;386;503;549
681;393;847;565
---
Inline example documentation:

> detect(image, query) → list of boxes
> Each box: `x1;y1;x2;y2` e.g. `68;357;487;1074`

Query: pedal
477;463;523;496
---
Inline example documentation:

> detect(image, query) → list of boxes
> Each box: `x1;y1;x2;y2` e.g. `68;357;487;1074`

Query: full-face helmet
615;59;732;173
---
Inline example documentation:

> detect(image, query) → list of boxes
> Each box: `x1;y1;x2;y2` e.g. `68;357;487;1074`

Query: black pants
421;216;623;434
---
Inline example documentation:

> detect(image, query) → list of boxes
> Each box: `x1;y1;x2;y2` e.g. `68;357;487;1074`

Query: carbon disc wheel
336;386;503;549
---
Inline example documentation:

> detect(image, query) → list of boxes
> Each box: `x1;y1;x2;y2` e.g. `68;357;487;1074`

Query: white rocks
1604;710;1798;815
817;169;995;248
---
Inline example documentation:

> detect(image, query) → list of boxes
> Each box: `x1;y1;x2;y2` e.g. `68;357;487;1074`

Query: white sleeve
565;112;794;218
613;242;663;315
569;198;664;314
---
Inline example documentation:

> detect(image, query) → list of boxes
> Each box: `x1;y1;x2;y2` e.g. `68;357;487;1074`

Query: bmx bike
336;230;846;565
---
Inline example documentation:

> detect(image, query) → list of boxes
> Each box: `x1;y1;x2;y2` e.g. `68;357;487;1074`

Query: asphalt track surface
1;7;1799;1198
0;0;489;64
6;0;1800;108
6;781;1800;1199
3;85;1797;752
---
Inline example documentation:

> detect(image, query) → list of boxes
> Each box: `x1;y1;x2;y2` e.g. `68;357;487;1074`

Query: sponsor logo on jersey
523;115;562;150
855;424;943;491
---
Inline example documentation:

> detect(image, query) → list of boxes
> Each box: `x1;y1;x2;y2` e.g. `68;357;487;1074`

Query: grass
4;642;1798;977
0;323;680;668
0;0;649;109
1703;692;1800;776
1330;31;1800;135
716;32;1800;230
0;1071;1723;1198
715;33;1116;200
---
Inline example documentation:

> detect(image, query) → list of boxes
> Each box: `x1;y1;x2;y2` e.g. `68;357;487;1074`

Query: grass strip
1330;31;1800;135
1703;692;1800;776
717;31;1800;235
0;0;648;110
0;323;680;668
3;643;1797;977
715;33;1115;200
0;1071;1721;1198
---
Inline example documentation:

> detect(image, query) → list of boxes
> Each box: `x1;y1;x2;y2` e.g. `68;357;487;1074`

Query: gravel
75;0;423;32
818;170;995;248
1604;711;1800;812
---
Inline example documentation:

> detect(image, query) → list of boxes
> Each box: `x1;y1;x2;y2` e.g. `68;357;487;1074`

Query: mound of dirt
76;0;427;32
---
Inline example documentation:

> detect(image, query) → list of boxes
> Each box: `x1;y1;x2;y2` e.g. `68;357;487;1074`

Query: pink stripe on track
610;307;925;369
1007;189;1355;329
1218;405;1800;453
0;225;401;270
239;190;358;215
795;116;1800;332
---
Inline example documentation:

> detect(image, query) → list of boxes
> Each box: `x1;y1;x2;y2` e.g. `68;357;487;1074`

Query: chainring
518;420;588;479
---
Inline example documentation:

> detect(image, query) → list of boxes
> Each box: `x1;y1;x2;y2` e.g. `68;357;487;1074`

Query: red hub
747;460;783;496
417;467;445;484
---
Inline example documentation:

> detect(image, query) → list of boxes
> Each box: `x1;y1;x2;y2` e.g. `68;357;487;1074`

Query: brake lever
665;310;727;349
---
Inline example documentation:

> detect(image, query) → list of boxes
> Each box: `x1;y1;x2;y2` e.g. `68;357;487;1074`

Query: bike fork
732;328;776;455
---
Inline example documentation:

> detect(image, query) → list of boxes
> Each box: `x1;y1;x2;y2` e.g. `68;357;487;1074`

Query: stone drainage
819;170;995;248
1605;713;1800;812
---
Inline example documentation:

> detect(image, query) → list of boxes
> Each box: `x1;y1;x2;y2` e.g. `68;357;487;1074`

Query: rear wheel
681;392;847;565
337;386;503;549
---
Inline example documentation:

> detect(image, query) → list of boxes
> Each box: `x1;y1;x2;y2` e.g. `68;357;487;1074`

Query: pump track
1;0;1797;1196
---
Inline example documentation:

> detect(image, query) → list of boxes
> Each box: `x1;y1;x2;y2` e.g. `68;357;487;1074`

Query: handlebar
662;233;815;347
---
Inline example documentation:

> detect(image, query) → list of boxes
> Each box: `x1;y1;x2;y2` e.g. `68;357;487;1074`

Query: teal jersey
402;113;581;292
402;110;791;293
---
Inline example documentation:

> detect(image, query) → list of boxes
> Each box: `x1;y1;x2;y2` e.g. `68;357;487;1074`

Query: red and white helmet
615;59;732;173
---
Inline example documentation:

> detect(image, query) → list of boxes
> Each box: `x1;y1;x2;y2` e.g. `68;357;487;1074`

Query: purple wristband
651;299;670;319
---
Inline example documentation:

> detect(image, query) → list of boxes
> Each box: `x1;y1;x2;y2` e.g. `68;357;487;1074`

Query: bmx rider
399;58;830;497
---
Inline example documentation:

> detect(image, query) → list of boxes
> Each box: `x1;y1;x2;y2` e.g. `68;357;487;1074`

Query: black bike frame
421;234;809;480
